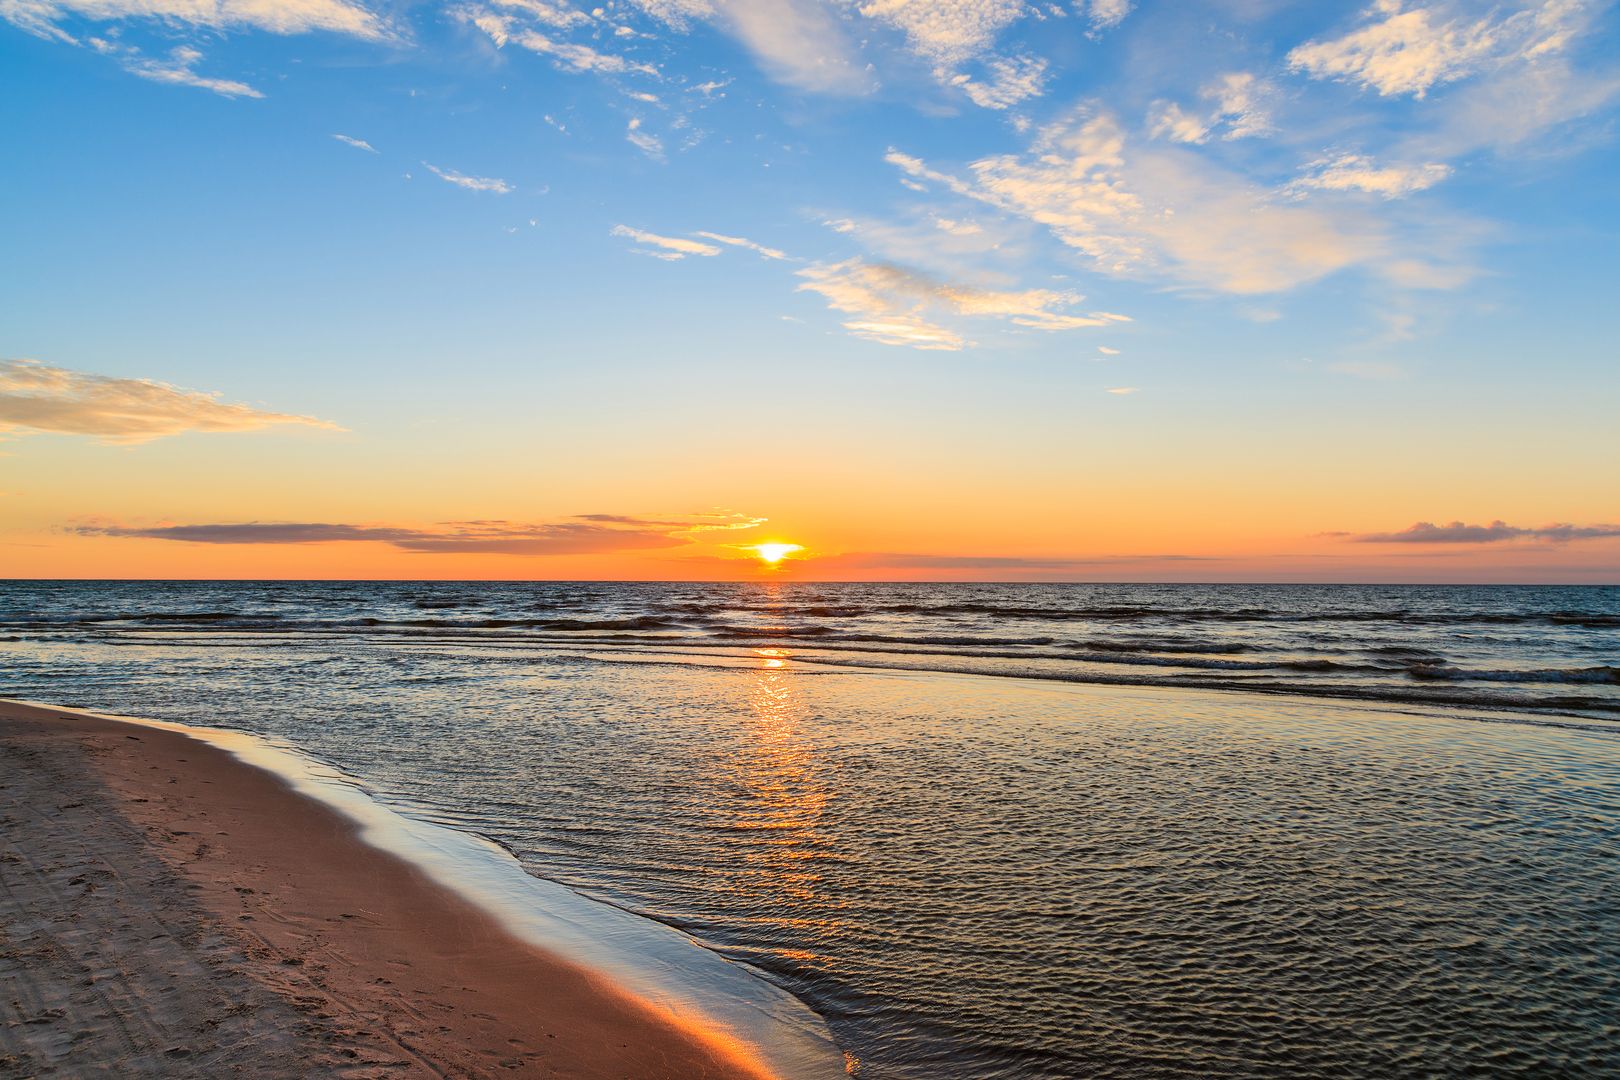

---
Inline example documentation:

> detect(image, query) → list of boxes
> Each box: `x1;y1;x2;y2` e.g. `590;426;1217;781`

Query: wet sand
0;699;777;1079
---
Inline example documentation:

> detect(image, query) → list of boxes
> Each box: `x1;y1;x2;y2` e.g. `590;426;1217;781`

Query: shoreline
0;698;841;1078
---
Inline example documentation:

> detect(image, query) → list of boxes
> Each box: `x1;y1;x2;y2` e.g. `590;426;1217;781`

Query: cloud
333;133;377;152
693;231;788;259
611;225;722;257
0;359;339;444
840;316;965;350
1084;0;1131;33
575;511;766;532
1147;101;1210;144
1206;71;1273;138
625;116;663;158
1288;0;1589;98
424;163;513;193
632;0;872;94
1351;520;1620;543
120;44;262;97
858;0;1023;67
795;258;1125;350
73;518;702;555
947;53;1047;110
1105;386;1138;394
1148;73;1272;145
1288;152;1452;198
887;108;1408;294
467;10;659;76
3;0;386;41
1097;345;1120;355
486;0;589;29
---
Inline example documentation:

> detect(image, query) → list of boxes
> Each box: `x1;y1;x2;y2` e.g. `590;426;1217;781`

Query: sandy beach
0;699;777;1079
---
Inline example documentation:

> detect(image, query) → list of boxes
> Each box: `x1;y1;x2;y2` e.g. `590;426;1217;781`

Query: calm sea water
5;580;1620;1077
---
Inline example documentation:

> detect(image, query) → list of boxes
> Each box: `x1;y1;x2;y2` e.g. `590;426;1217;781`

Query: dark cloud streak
1352;520;1620;544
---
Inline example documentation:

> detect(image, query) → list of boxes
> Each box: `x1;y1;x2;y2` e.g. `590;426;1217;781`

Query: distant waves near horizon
4;579;1620;1077
5;580;1618;719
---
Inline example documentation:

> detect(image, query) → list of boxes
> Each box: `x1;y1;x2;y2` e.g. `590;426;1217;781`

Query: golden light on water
750;543;804;566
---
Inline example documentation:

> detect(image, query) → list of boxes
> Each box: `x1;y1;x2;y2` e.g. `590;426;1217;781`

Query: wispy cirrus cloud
1288;153;1453;198
83;36;262;97
332;133;377;152
575;511;766;532
0;359;339;444
465;8;659;76
611;224;722;258
795;257;1130;350
625;116;664;158
72;511;763;554
1351;520;1620;544
632;0;872;94
693;231;788;260
121;44;263;98
424;162;513;193
2;0;387;43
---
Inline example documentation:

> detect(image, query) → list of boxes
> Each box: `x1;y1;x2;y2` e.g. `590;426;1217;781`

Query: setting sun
750;543;804;566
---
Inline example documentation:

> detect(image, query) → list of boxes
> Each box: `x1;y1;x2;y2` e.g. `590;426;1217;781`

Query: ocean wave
1407;664;1620;685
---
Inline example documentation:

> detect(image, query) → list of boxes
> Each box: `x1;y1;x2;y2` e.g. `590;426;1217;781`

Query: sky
2;0;1618;581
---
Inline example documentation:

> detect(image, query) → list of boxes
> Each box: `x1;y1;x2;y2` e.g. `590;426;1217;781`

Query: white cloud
633;0;872;94
887;108;1413;295
1;0;386;41
842;316;965;350
424;163;513;193
1097;345;1120;354
1105;385;1138;394
1289;152;1452;198
611;225;723;257
931;216;982;236
487;0;589;28
1287;0;1588;98
948;53;1048;109
0;359;339;444
1148;72;1272;144
694;231;789;259
858;0;1024;66
626;116;664;158
122;44;261;97
1205;72;1273;139
469;10;659;76
1147;101;1210;144
1085;0;1131;33
796;258;1123;350
332;133;377;152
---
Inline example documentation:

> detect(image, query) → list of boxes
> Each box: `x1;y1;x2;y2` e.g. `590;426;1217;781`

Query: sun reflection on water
729;646;831;909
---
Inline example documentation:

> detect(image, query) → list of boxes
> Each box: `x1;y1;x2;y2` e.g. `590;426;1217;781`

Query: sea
4;580;1619;1077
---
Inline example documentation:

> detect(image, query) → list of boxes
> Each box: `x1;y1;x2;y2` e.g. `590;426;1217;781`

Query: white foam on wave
16;699;845;1080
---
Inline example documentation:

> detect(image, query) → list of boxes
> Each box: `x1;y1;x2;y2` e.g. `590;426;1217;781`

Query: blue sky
2;0;1619;580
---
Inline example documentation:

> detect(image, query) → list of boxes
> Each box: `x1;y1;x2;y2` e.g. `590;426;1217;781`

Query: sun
750;543;804;566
